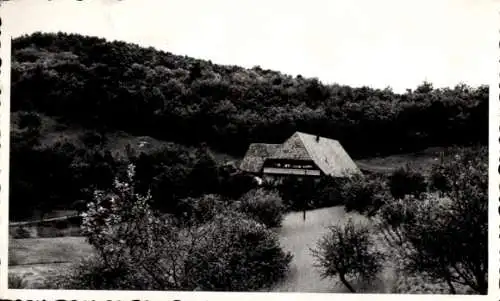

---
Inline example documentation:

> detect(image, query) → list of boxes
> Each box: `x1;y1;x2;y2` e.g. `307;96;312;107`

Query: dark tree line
11;32;488;158
9;113;256;221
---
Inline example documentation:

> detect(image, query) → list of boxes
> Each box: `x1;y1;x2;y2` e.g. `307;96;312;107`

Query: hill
12;32;488;158
9;32;488;221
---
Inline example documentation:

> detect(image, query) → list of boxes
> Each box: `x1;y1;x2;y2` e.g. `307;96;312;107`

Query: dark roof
239;143;281;173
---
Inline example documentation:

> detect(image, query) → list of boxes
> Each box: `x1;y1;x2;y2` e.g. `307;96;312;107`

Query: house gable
239;131;361;178
239;143;281;173
297;132;361;177
269;132;311;161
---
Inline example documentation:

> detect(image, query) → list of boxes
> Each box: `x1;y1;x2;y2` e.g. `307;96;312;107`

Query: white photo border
1;2;500;300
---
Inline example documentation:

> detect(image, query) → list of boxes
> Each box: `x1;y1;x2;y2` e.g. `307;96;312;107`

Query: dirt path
271;206;369;293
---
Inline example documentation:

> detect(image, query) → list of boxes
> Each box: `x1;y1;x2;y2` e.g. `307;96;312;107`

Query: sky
2;0;498;93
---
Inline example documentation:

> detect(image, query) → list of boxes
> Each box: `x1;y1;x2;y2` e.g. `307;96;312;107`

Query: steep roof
270;132;361;177
239;143;281;173
269;132;311;161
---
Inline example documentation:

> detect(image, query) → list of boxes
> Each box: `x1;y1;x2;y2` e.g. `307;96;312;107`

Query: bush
234;188;285;228
278;176;317;211
46;256;142;290
18;111;41;130
80;131;107;149
388;167;427;198
341;175;386;216
312;176;346;208
12;226;32;239
175;194;228;225
8;274;26;289
182;211;293;291
64;164;292;291
376;147;488;294
311;218;384;292
218;170;257;198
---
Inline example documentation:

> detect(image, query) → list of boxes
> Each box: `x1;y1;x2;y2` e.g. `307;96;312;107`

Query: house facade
239;131;361;184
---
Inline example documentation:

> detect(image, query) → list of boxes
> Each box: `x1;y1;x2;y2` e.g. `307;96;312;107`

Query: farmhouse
240;131;361;183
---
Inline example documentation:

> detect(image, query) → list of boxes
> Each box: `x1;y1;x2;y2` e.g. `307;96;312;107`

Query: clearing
9;237;92;288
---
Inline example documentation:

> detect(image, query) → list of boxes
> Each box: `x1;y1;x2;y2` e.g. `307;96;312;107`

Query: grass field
354;147;449;175
9;237;92;289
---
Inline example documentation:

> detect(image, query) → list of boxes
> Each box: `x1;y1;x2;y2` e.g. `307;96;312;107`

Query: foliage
71;164;292;291
388;166;427;198
9;31;488;220
277;174;388;216
9;134;120;220
234;188;285;228
80;131;107;149
12;226;32;239
181;212;293;291
8;274;26;289
12;32;488;158
175;194;229;225
311;218;384;292
376;147;488;294
217;167;258;199
340;175;387;216
131;144;222;213
18;111;42;130
278;176;318;211
314;176;348;208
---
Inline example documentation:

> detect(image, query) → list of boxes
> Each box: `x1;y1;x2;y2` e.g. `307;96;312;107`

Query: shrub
182;211;293;291
311;218;384;292
313;176;346;208
65;164;292;291
12;226;32;239
234;188;285;228
175;194;228;225
45;256;140;290
388;167;427;199
18;111;41;130
429;165;451;193
8;274;26;289
376;147;488;294
218;171;257;198
341;175;386;216
80;131;107;149
278;176;317;211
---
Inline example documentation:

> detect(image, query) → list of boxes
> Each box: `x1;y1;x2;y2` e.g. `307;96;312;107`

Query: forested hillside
10;32;488;221
12;32;488;158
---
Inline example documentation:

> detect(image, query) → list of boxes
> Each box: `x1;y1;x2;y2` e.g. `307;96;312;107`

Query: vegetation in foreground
8;32;488;293
311;147;487;294
43;165;292;291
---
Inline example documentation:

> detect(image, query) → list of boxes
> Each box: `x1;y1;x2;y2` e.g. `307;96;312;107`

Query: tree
388;166;427;199
340;175;386;216
311;219;384;293
234;188;285;228
377;147;488;294
56;164;292;291
12;32;487;159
